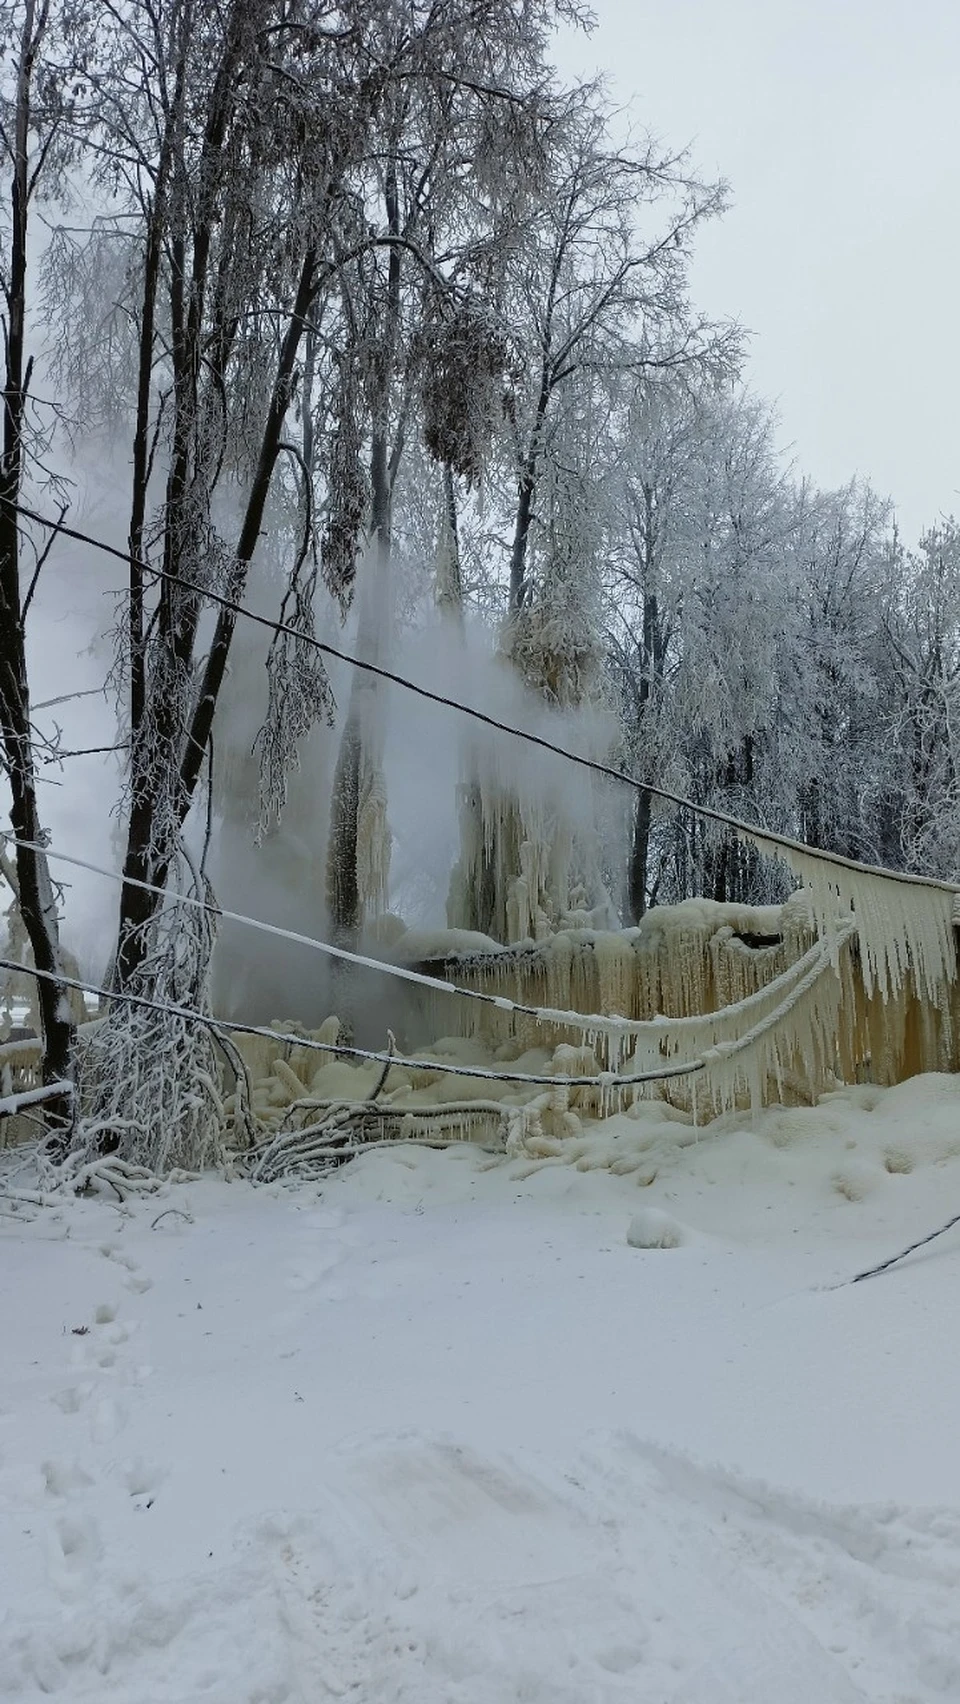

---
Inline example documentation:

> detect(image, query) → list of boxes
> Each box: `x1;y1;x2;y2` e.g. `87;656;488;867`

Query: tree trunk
627;787;651;924
116;250;318;988
508;373;551;614
324;435;391;947
436;462;464;627
325;707;363;943
324;160;402;948
0;0;74;1138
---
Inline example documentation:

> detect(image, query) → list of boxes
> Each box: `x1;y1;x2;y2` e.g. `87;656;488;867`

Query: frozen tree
33;0;411;1157
608;386;798;908
442;111;739;941
673;395;798;901
882;520;960;877
0;0;97;1137
322;0;565;949
48;0;537;982
606;378;714;919
607;386;902;911
96;0;374;993
504;106;736;619
786;479;895;864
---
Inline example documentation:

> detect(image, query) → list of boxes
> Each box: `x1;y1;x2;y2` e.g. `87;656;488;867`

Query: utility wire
0;956;705;1090
33;687;107;712
0;831;847;1063
0;829;625;1023
841;1211;960;1285
8;498;957;896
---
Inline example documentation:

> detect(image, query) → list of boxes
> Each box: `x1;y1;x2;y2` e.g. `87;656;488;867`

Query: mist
209;577;624;1038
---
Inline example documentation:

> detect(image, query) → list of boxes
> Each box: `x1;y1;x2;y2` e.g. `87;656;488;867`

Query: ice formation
4;815;960;1166
355;747;391;917
386;864;960;1123
741;829;958;1003
387;899;847;1120
204;917;854;1171
446;725;618;947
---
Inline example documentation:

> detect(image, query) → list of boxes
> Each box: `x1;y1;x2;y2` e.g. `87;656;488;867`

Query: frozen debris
627;1209;686;1249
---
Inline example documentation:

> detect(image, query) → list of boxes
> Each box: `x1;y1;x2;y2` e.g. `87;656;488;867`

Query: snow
626;1206;686;1248
5;1077;960;1700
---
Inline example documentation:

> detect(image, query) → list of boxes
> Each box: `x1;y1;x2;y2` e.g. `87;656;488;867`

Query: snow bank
627;1207;686;1248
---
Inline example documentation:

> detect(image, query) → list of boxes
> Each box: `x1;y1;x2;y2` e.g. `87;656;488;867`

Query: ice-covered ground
4;1074;960;1701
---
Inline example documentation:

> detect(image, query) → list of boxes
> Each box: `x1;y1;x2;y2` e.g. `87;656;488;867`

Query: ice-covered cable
0;921;861;1115
0;1080;73;1117
0;955;708;1089
1;832;853;1041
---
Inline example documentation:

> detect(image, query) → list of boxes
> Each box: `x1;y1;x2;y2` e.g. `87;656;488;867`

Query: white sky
552;0;960;544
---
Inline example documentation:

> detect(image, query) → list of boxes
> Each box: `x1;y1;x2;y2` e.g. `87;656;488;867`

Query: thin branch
20;499;66;620
0;1079;73;1118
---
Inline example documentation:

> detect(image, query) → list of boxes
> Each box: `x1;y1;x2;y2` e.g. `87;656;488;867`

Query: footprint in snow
91;1395;126;1445
101;1319;133;1346
50;1384;90;1415
41;1458;94;1497
53;1511;103;1573
123;1456;167;1506
98;1241;139;1272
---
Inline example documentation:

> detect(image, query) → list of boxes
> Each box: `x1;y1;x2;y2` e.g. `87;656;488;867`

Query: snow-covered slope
4;1075;960;1700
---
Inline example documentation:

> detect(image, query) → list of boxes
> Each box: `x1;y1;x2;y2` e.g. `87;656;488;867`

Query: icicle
356;752;391;916
741;830;958;1005
593;932;637;1027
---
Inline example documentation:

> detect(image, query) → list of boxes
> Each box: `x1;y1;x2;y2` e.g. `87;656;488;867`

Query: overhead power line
33;687;107;712
1;829;602;1021
7;497;955;895
0;955;706;1091
0;828;847;1061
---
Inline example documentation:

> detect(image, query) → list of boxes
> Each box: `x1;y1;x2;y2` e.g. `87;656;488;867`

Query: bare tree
505;107;735;619
56;0;381;990
0;0;91;1135
607;381;703;919
437;113;738;939
882;520;960;877
322;0;562;947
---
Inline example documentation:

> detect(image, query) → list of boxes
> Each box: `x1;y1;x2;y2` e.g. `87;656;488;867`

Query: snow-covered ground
4;1074;960;1701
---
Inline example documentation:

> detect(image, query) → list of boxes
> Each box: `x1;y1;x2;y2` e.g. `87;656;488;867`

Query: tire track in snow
6;1188;954;1703
260;1432;871;1703
586;1432;960;1701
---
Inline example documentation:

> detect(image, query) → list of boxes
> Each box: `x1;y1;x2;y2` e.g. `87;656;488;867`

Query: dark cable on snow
838;1212;960;1285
